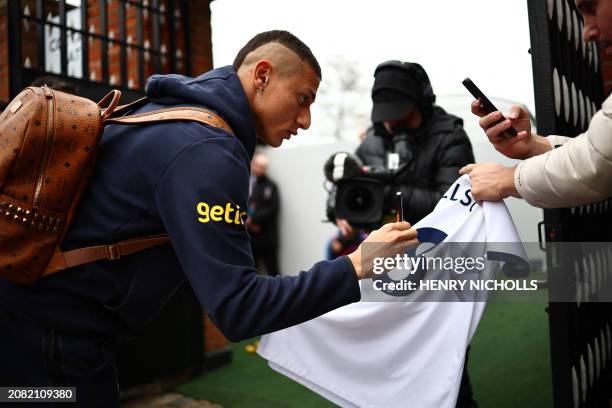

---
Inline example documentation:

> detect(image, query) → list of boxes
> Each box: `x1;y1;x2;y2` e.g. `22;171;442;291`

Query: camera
325;152;401;228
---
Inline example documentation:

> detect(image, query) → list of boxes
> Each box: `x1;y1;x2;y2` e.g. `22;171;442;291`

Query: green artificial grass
177;339;335;408
469;300;553;407
179;299;553;407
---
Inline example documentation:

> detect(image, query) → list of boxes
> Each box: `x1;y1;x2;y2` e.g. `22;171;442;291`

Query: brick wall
189;0;213;76
87;0;102;82
204;314;228;353
7;0;212;98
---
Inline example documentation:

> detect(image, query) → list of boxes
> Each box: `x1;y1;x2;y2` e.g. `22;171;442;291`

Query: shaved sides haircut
233;30;322;80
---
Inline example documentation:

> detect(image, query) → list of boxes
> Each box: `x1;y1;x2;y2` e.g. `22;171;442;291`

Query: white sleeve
546;134;574;147
513;95;612;208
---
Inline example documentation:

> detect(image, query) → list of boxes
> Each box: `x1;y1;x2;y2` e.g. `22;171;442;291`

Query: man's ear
253;60;272;89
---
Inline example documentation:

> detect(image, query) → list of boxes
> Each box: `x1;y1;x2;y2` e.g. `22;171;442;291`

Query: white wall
264;139;359;276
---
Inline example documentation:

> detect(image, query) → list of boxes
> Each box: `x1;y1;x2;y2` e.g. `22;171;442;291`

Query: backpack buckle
107;244;121;260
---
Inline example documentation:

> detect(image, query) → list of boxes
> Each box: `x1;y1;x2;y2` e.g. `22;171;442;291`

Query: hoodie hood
145;66;257;158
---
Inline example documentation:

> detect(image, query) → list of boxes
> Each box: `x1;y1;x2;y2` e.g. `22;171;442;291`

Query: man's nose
297;109;311;130
583;18;600;43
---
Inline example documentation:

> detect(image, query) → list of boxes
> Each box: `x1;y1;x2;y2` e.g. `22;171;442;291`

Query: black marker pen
395;192;404;222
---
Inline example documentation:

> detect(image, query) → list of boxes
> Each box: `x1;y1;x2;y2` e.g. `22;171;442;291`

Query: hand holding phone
462;78;517;137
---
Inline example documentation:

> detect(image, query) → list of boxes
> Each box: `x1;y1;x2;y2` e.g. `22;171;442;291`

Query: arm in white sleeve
514;95;612;208
546;134;573;147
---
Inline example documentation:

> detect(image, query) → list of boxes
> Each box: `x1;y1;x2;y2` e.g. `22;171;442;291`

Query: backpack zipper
34;87;54;206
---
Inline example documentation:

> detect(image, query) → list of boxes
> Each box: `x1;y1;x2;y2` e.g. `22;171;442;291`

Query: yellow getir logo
197;201;246;225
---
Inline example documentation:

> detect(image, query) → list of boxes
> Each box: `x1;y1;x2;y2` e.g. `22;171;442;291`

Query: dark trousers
251;245;280;277
456;346;478;408
0;307;120;408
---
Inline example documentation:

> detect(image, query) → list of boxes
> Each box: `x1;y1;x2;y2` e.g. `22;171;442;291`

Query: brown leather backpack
0;87;234;284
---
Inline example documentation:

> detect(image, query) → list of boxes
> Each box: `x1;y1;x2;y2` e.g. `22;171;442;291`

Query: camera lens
335;179;384;227
345;186;373;213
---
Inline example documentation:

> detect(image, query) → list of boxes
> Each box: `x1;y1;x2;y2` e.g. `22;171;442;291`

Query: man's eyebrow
308;90;316;103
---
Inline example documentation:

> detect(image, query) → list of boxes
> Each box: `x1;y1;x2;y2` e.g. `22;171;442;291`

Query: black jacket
248;175;280;248
355;106;474;224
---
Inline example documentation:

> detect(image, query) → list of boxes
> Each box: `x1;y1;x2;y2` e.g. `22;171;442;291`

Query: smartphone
462;77;517;137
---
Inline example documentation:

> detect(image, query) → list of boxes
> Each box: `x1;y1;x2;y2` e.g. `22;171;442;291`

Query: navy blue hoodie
0;66;360;375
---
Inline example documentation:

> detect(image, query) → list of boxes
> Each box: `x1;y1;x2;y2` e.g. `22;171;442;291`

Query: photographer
330;60;475;235
327;61;477;408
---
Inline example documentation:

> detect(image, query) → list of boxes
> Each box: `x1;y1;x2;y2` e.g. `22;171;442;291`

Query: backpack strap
42;106;234;278
104;107;234;135
98;90;123;121
107;96;148;117
44;234;171;276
